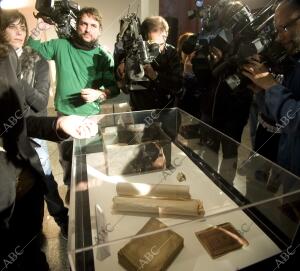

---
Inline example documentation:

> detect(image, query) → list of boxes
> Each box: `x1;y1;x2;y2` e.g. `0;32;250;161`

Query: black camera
182;0;286;91
34;0;80;38
183;1;253;79
114;13;160;91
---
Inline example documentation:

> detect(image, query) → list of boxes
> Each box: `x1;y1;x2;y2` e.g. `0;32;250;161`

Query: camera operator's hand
81;88;107;103
143;64;158;80
242;59;278;91
117;61;125;79
37;18;52;31
56;116;98;139
183;52;195;75
31;18;51;40
210;47;223;66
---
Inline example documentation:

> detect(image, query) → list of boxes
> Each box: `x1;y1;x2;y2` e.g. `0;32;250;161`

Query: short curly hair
77;7;103;30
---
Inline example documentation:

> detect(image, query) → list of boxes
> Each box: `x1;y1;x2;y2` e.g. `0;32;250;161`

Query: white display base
76;143;280;270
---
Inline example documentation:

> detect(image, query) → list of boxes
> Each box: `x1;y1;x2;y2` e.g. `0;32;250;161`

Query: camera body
115;13;160;91
35;0;80;38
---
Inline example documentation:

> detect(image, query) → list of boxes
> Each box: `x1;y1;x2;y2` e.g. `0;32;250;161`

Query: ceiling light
0;0;30;9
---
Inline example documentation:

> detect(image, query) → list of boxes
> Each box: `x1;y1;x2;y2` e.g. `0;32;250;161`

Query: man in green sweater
28;7;119;202
28;7;119;116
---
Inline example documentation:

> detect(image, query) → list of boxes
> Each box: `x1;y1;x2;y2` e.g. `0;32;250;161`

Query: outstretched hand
56;115;98;139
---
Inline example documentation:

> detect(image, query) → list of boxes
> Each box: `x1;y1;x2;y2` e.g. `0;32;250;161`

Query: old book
116;183;191;200
113;196;205;217
118;218;184;271
195;222;249;259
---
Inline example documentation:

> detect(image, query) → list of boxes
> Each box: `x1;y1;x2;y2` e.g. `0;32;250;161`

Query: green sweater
27;37;119;116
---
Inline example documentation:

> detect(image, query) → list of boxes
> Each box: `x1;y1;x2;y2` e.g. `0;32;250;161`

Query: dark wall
159;0;202;46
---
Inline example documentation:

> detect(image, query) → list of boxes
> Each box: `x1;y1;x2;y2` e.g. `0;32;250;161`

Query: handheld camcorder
182;0;286;91
114;12;160;91
34;0;80;38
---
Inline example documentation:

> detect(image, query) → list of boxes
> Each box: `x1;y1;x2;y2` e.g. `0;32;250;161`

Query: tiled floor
42;140;69;271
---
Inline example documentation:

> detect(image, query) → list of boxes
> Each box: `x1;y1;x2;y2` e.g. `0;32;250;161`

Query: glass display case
68;108;300;271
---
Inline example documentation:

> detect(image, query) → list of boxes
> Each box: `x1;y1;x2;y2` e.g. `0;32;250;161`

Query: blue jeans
32;138;68;226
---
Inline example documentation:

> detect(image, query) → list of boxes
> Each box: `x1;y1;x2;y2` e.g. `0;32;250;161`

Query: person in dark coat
0;9;69;238
0;39;97;270
243;0;300;178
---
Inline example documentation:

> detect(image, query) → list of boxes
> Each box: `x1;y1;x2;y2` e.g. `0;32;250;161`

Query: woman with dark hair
1;9;69;238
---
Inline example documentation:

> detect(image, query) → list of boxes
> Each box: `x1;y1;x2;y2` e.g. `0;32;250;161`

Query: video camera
182;0;286;91
34;0;80;38
114;12;160;91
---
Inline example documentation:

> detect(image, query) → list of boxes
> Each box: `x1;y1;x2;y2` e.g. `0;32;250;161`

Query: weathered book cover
195;222;249;259
118;218;184;271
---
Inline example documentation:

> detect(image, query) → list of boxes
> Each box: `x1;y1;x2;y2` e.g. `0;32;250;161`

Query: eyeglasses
276;15;300;34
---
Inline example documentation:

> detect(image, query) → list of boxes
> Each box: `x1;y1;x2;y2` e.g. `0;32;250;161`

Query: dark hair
287;0;300;7
141;16;169;40
177;32;194;62
77;7;102;30
280;0;300;10
0;9;8;57
0;9;28;44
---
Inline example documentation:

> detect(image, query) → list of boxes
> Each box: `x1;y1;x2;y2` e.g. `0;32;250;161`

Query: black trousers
0;182;48;271
200;120;246;185
254;123;280;162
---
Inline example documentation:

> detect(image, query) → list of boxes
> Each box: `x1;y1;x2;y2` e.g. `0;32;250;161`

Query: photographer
27;7;119;202
115;16;182;111
176;32;202;119
243;0;300;178
186;0;253;185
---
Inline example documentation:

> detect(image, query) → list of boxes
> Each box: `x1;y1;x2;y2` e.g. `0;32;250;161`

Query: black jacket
116;44;183;111
19;46;50;117
199;75;252;139
0;47;64;213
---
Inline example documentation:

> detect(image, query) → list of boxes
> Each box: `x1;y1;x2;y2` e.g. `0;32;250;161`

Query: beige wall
18;0;159;52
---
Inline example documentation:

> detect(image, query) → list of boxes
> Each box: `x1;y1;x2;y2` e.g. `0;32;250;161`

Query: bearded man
28;7;119;201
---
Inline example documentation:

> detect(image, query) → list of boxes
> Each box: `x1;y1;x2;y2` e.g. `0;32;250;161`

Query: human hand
81;88;107;103
183;52;195;75
56;116;98;139
143;64;158;80
117;61;125;79
242;59;278;90
36;18;52;31
210;46;223;66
